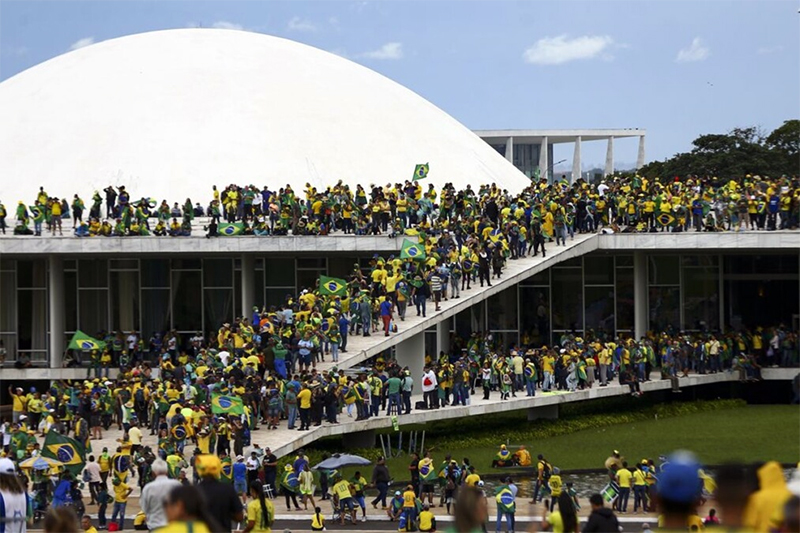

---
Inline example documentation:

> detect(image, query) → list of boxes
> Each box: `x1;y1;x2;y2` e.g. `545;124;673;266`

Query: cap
0;458;16;474
654;451;702;504
395;491;401;496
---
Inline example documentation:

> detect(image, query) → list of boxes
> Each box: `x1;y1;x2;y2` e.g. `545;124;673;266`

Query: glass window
265;288;293;308
683;267;719;330
64;271;77;333
724;279;799;329
615;255;634;268
203;258;233;288
141;289;170;340
724;254;799;275
584;255;614;285
488;287;518;331
0;271;16;332
204;289;233;335
254;270;264;308
558;257;582;268
455;304;485;339
648;256;679;285
171;259;202;270
682;255;718;268
328;257;360;280
522;269;549;286
265;258;295;287
172;271;202;331
110;271;140;332
141;259;170;288
424;330;437;359
78;289;108;336
520;287;549;346
78;260;108;288
551;268;583;331
18;260;47;288
615;268;634;332
0;259;14;271
0;333;15;361
584;286;615;335
110;259;138;270
297;270;320;293
649;286;680;331
297;258;326;269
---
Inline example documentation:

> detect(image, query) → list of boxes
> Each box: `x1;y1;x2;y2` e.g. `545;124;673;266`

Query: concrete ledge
598;231;800;251
0;367;121;381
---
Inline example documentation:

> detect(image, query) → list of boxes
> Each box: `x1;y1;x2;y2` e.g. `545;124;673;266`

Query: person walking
140;459;181;531
370;457;391;510
583;493;620;532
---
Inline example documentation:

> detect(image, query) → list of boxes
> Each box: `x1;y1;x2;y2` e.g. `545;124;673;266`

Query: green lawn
367;405;799;479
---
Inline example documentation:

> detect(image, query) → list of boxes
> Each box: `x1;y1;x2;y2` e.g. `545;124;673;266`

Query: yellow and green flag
67;330;106;351
29;205;44;223
413;163;429;181
42;430;85;475
211;393;245;415
656;212;676;228
219;222;244;236
400;238;426;261
319;275;347;297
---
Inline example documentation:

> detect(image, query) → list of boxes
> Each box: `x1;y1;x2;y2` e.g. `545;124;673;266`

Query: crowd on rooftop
1;173;799;238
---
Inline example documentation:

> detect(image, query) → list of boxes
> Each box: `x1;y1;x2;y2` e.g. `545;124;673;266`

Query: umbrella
313;454;371;471
19;456;64;472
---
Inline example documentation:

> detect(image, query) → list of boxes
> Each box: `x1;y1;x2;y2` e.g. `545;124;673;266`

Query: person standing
615;462;632;513
401;370;414;415
84;455;103;506
421;366;438;410
370;457;391;510
380;298;394;337
583;493;620;532
140;459;181;531
261;448;278;498
196;455;244;533
296;383;312;431
0;458;28;533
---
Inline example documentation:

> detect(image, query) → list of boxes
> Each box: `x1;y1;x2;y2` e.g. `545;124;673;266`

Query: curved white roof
0;29;530;205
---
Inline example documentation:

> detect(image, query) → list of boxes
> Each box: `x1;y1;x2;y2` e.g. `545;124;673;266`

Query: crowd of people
2;174;799;238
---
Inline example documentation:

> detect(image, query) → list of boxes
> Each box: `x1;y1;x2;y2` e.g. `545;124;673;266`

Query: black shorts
422;484;434;494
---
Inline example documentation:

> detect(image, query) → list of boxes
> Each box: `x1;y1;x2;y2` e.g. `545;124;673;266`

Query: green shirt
386;377;402;395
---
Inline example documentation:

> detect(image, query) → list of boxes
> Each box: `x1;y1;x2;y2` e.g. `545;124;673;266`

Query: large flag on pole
412;163;429;181
319;276;347;297
400;238;426;261
67;330;106;351
41;430;85;476
211;393;245;415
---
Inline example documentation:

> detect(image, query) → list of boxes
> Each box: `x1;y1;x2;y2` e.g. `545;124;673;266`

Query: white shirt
127;334;138;350
421;370;438;393
85;461;102;483
140;475;182;530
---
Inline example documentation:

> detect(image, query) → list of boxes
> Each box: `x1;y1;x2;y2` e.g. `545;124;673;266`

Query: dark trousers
371;481;389;507
299;407;311;430
402;391;412;414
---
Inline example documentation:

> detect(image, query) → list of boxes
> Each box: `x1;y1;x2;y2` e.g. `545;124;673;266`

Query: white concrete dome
0;29;530;204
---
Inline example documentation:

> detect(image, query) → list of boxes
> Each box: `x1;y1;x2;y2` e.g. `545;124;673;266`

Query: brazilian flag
221;456;233;483
413;163;429;181
219;222;244;236
656;212;676;228
42;430;85;476
419;459;437;482
112;450;133;482
29;205;45;224
67;330;106;352
319;275;347;297
496;486;516;513
211;393;244;415
400;238;426;261
281;468;299;492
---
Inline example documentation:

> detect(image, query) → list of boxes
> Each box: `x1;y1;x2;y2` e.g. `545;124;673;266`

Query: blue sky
1;0;797;168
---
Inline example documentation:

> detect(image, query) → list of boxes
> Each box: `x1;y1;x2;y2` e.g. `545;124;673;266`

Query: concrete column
571;136;582;183
527;404;559;421
634;251;647;340
49;256;64;369
241;255;255;319
605;136;614;177
395;331;425;392
636;135;646;169
436;320;450;357
538;136;549;180
505;137;514;164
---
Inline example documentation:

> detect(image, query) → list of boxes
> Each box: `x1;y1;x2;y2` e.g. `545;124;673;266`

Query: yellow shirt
403;489;416;508
616;468;633;488
297;389;312;409
633;469;647;486
464;474;481;487
246;498;274;533
419;510;435;531
333;480;352;500
11;393;26;412
153;521;211;533
114;482;130;503
85;527;99;533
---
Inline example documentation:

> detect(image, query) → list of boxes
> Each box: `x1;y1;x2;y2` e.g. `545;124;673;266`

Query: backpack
134;388;145;405
541;460;552;480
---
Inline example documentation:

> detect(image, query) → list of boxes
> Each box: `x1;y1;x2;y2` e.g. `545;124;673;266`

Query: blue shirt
233;462;247;481
380;300;392;317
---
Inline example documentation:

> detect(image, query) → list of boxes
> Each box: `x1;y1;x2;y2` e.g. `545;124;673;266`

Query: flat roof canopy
475;128;646;144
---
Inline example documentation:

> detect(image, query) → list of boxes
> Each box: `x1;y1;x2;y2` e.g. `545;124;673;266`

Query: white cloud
757;45;783;55
287;16;317;32
676;37;710;63
69;37;94;51
360;42;403;60
523;34;614;65
211;21;244;31
3;45;28;57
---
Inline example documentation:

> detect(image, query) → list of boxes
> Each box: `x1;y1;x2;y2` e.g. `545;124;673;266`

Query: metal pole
420;431;426;456
397;432;403;458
